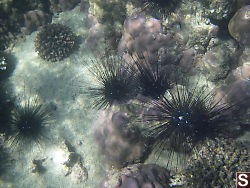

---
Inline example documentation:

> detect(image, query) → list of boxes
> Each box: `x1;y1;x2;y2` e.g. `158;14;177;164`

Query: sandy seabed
1;6;106;188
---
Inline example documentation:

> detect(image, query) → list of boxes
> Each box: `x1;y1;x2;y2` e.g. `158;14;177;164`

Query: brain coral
35;23;79;62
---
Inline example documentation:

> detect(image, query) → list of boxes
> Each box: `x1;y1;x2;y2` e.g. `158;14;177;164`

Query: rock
61;140;88;183
50;0;81;13
118;15;179;65
22;10;51;34
204;0;235;21
93;110;150;168
114;164;171;188
31;158;47;174
228;5;250;46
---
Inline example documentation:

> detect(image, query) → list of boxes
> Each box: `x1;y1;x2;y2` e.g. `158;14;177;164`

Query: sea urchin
132;54;170;100
9;97;52;147
86;56;136;109
141;84;234;155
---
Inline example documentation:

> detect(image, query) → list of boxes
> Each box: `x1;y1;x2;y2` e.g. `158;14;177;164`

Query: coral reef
162;1;218;53
202;0;235;21
199;0;235;39
0;0;51;50
220;48;250;110
89;0;127;51
226;80;250;110
49;0;81;13
1;0;249;187
84;14;104;51
22;10;51;34
114;164;171;188
178;48;197;76
236;0;250;9
183;138;249;187
118;15;179;64
93;110;150;168
198;38;239;81
0;25;15;51
34;23;80;62
141;0;180;18
228;5;250;47
231;48;250;81
156;0;241;82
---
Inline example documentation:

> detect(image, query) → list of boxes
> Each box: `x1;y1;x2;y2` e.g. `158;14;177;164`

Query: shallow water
0;0;249;188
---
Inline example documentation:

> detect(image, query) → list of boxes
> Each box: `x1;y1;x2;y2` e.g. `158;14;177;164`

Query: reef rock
114;164;171;188
22;10;51;34
228;5;250;46
118;15;179;65
50;0;81;13
198;38;238;81
204;0;235;21
93;110;150;168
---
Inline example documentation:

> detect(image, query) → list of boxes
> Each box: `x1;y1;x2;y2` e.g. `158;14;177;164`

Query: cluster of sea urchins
86;54;171;109
86;52;245;173
35;23;79;62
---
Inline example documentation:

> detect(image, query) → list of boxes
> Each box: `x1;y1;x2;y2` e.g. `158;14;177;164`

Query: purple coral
93;110;150;168
118;15;179;65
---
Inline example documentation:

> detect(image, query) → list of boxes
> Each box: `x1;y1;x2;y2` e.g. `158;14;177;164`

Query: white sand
2;5;106;188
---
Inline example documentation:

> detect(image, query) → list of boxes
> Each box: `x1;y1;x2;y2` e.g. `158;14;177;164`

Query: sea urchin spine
86;56;137;109
141;84;235;155
131;53;170;100
9;97;52;147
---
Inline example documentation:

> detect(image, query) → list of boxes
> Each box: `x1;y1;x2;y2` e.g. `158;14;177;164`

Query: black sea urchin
143;0;180;17
9;97;52;147
35;23;79;62
132;54;170;100
141;84;234;155
86;56;136;109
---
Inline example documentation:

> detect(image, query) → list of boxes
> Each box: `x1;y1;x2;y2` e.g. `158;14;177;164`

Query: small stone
31;158;47;174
